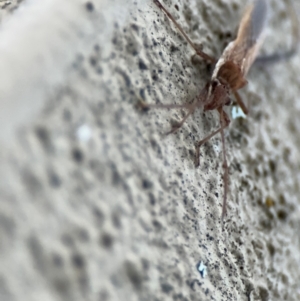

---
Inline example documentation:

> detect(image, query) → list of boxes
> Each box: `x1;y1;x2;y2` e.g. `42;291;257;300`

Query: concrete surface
0;0;300;300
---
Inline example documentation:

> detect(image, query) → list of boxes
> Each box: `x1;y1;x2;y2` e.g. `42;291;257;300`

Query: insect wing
227;0;268;75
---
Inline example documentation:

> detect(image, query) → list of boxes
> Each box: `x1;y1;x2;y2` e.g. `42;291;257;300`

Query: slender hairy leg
165;106;196;134
233;91;248;115
139;101;192;110
219;109;229;222
139;94;203;134
194;109;230;223
153;0;216;63
194;109;230;167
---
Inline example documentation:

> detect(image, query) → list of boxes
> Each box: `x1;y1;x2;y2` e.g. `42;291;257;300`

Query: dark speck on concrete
138;59;148;70
52;253;64;267
161;282;174;294
63;109;72;122
72;253;85;269
85;2;94;12
35;126;52;151
61;234;74;248
72;147;84;163
131;23;139;32
124;260;143;289
111;211;122;229
89;56;97;66
170;45;179;52
48;171;61;188
152;72;158;81
93;207;105;227
115;68;131;87
142;179;153;189
148;192;156;205
100;232;114;249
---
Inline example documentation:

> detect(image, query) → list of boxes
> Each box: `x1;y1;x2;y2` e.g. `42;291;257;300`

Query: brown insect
141;0;297;221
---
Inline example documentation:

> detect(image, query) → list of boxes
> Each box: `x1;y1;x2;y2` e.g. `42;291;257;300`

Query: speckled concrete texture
0;0;300;301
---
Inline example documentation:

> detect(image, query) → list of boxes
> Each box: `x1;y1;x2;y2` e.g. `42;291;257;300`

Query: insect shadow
139;0;299;222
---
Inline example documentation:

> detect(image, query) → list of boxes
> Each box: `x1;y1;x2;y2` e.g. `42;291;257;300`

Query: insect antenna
153;0;215;63
255;0;299;65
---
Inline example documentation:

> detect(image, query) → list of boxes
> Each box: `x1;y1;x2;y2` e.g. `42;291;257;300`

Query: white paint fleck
231;105;247;119
76;124;92;143
197;261;207;278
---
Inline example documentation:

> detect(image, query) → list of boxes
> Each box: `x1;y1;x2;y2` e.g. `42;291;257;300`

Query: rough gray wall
0;0;300;301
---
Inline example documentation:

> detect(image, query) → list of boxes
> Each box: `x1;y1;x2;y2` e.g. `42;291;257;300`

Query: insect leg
219;109;230;221
195;109;230;221
165;105;196;134
153;0;216;63
138;100;191;111
233;91;248;115
138;94;202;134
194;109;230;167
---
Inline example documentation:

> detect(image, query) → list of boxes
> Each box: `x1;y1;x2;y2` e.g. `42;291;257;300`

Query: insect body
145;0;268;220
